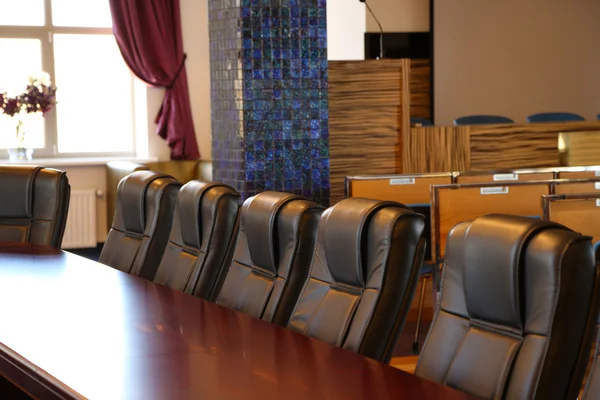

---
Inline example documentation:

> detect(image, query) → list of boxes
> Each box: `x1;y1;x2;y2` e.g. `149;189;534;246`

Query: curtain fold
109;0;200;160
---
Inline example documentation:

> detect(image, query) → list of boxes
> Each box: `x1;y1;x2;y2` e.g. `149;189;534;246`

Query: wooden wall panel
408;59;431;120
328;60;404;204
469;124;559;170
402;126;470;173
403;121;600;174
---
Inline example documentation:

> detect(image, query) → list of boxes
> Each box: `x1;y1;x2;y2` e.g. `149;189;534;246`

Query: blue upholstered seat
410;117;433;126
453;115;514;125
527;112;585;123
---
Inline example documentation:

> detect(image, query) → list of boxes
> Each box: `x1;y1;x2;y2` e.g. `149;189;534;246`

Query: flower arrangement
0;73;57;148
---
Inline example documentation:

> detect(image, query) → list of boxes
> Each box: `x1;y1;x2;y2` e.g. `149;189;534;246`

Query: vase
6;119;34;161
7;147;34;161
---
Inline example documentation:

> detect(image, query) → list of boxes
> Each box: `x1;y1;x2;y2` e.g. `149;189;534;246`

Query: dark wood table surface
0;243;476;400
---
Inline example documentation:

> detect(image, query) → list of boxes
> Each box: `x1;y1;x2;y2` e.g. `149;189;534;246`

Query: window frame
0;0;137;158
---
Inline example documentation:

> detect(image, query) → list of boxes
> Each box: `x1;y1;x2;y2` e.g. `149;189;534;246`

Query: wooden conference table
0;243;475;399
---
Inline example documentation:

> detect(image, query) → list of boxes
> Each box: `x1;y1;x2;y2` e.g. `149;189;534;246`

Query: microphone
359;0;384;59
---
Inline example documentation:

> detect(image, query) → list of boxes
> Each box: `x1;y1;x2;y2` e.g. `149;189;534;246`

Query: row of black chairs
411;112;600;126
99;171;427;363
2;165;600;398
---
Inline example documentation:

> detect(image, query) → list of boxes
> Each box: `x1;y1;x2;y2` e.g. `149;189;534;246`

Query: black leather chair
286;198;426;363
215;191;322;325
153;180;240;299
0;165;70;248
415;215;600;400
99;171;180;281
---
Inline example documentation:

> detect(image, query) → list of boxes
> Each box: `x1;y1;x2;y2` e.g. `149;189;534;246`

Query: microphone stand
360;0;384;59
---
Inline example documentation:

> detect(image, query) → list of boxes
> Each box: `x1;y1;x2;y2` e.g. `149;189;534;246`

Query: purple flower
1;97;21;117
0;74;57;118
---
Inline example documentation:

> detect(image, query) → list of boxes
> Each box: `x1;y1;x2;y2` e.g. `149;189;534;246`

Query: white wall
434;0;600;125
327;0;365;60
366;0;429;33
181;0;212;159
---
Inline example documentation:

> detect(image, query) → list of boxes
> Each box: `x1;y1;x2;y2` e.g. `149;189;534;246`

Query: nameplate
493;173;518;181
390;178;415;185
596;199;600;207
595;171;600;177
595;182;600;190
480;187;509;195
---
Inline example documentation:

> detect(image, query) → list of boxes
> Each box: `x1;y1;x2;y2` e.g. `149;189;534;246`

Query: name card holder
480;187;509;195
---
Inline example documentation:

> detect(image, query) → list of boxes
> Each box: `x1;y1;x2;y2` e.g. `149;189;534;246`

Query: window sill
1;156;159;168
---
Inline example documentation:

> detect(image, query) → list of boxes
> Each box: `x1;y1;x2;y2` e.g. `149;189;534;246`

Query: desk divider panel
556;170;600;194
543;194;600;245
432;183;550;264
347;173;453;262
455;171;555;184
432;178;600;265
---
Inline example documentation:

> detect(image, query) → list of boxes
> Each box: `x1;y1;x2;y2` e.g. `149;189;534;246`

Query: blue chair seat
454;115;514;125
527;112;585;123
411;117;433;126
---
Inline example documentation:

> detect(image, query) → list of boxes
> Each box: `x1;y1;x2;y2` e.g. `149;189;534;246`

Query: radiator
62;189;98;249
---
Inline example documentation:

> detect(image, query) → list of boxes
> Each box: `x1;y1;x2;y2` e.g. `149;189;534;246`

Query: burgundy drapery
109;0;200;160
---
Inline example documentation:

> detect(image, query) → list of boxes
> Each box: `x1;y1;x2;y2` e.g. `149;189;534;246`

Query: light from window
51;0;113;28
0;0;44;26
0;39;45;149
53;34;134;153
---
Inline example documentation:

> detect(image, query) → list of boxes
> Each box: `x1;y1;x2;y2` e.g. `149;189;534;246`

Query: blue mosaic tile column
208;0;330;205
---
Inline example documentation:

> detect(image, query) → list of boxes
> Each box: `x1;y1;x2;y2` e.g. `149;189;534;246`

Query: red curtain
109;0;200;160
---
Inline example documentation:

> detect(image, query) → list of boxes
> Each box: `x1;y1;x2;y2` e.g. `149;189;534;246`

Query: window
0;0;135;156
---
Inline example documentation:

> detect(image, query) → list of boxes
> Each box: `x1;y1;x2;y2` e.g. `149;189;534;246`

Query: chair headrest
119;171;176;234
0;165;44;219
462;214;563;331
177;180;236;248
242;191;303;274
321;198;413;288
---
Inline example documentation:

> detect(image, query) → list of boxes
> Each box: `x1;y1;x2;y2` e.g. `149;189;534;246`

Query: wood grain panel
350;176;452;205
435;184;549;261
549;199;600;243
329;60;405;204
560;131;600;167
470;129;558;170
408;59;431;120
402;126;470;173
456;172;554;184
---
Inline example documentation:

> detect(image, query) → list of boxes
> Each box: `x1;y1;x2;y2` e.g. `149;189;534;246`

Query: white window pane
54;34;134;153
0;0;45;26
51;0;112;28
0;39;44;149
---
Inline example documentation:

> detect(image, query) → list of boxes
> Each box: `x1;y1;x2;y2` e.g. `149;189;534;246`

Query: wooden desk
404;121;600;173
0;244;475;400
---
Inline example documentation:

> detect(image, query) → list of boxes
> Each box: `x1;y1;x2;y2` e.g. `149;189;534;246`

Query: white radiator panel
62;189;98;249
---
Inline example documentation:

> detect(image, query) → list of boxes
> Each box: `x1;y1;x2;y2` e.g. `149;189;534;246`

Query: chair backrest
0;165;70;248
215;191;322;325
99;171;180;280
287;198;426;363
416;215;600;400
153;180;240;299
453;115;514;125
527;112;585;123
410;117;433;126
